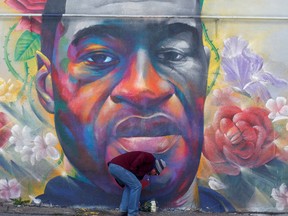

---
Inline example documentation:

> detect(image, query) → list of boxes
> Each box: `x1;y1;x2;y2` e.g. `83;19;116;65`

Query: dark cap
155;159;166;175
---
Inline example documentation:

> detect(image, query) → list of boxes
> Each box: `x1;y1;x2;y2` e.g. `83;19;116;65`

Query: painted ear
35;51;55;113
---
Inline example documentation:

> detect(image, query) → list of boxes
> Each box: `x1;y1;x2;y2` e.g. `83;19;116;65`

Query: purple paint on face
40;1;209;207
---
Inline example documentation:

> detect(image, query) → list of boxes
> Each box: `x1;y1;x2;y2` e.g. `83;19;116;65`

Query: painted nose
110;49;174;109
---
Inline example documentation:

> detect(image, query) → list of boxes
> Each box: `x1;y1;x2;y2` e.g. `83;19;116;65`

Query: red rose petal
212;106;241;129
215;129;231;149
203;105;277;174
203;133;227;163
230;141;255;160
209;161;240;176
233;111;261;126
254;143;276;167
219;118;234;134
16;15;41;34
0;112;12;148
5;0;28;12
17;0;45;12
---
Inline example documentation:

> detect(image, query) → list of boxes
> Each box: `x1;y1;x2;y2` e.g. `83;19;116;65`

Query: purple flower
221;36;287;101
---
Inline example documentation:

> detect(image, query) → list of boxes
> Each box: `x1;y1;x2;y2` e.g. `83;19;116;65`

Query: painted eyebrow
152;23;199;41
71;22;199;46
72;25;124;46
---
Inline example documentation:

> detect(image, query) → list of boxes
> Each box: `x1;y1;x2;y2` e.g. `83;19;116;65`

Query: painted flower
266;97;288;129
266;97;288;131
203;106;277;175
9;125;34;152
0;178;21;201
0;112;12;148
208;176;227;190
221;36;288;101
21;146;36;165
33;132;60;161
271;183;288;211
4;0;47;34
0;78;22;103
9;124;36;165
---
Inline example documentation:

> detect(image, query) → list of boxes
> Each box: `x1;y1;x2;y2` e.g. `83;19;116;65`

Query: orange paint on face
110;52;175;108
49;16;209;207
68;75;115;123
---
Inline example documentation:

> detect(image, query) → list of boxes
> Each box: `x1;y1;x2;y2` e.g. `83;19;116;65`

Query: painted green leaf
14;31;41;61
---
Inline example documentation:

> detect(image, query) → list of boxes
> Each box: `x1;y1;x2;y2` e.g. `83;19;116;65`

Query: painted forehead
64;0;200;16
62;18;200;41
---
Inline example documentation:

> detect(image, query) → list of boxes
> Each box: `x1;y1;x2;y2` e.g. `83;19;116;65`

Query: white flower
9;125;34;152
266;97;288;120
33;133;60;161
9;126;60;165
271;183;288;211
21;146;37;165
9;125;37;165
266;97;288;130
0;178;21;201
208;176;227;190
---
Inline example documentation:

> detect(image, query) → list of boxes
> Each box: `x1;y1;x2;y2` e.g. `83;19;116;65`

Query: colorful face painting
1;0;288;213
36;0;210;208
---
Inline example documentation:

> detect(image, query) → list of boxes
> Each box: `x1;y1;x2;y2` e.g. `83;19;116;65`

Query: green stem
17;62;29;100
202;23;221;95
206;66;220;95
202;23;220;61
4;24;24;82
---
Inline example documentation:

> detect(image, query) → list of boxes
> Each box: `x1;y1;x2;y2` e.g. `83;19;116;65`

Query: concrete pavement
0;202;287;216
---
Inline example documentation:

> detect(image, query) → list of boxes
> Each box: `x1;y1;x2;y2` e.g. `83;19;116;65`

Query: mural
0;0;288;213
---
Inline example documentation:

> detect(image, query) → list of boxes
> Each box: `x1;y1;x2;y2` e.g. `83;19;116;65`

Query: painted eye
157;50;185;62
84;52;119;69
87;54;112;64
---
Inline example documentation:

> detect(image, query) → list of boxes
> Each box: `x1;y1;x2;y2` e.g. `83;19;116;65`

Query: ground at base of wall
0;202;286;216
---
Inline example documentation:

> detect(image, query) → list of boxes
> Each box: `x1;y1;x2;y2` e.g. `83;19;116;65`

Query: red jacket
109;151;155;180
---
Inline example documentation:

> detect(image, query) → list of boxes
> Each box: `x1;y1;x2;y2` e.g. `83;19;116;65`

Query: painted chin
97;112;194;193
105;136;188;193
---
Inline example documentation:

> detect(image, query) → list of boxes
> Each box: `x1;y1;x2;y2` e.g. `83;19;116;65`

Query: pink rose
203;106;277;175
5;0;47;34
0;112;11;148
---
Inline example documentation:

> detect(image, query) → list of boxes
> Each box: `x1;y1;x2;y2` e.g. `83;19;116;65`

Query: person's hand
141;179;149;188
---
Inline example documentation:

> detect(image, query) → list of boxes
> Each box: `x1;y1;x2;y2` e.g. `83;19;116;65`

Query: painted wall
0;0;288;213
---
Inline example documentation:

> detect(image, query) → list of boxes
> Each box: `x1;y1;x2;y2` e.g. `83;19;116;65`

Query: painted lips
114;114;181;137
113;114;182;153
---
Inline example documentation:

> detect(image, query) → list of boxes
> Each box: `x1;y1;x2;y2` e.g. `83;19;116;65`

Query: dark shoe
119;211;127;216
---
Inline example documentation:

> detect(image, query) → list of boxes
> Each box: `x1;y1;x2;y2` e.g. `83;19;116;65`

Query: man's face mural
37;0;210;206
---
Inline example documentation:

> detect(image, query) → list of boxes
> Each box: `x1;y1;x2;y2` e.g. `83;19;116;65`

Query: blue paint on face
51;16;209;207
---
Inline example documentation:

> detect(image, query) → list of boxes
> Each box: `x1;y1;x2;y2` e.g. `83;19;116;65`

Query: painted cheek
67;62;87;80
68;77;115;124
67;45;78;60
52;67;76;102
